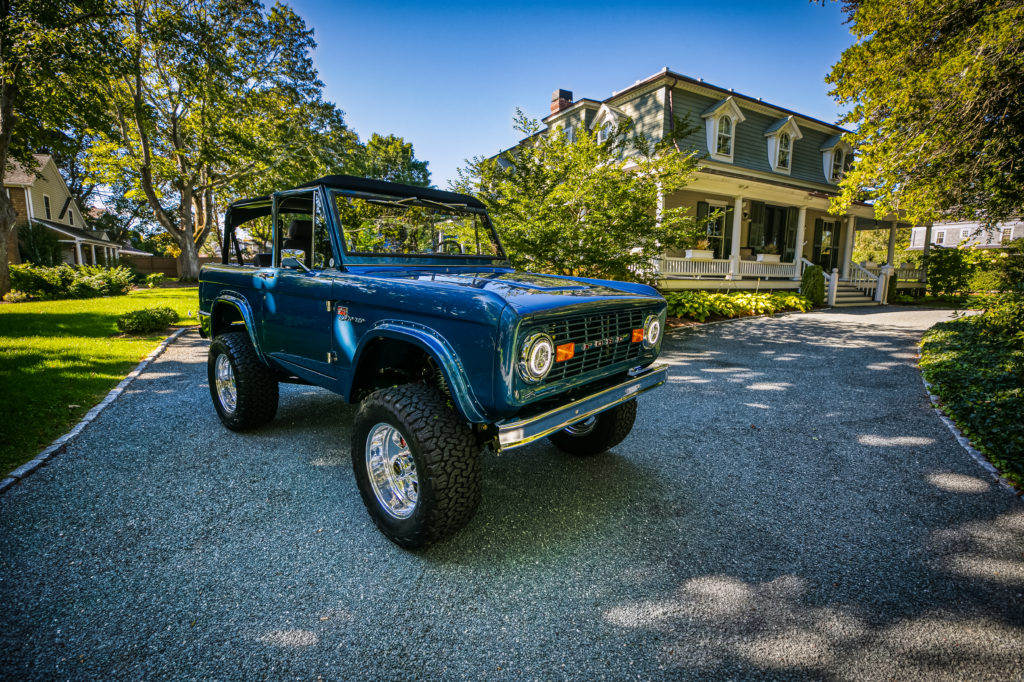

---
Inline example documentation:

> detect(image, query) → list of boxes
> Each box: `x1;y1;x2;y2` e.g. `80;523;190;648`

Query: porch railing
738;260;799;278
658;256;799;279
658;257;731;278
848;262;879;297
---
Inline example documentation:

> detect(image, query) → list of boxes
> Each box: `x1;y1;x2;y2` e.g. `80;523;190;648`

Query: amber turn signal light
631;328;644;343
555;342;575;362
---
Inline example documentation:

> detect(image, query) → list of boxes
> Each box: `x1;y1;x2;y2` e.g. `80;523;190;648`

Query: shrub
800;265;825;306
927;247;973;298
663;291;812;322
116;306;179;333
145;272;166;288
8;263;135;300
2;290;30;303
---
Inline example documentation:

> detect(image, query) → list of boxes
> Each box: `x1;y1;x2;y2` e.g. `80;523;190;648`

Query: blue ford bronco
199;175;668;547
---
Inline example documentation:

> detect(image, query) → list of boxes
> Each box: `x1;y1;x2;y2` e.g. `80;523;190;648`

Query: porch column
74;240;83;265
791;206;807;280
727;196;743;280
842;215;856;279
922;222;932;283
90;244;96;265
886;222;897;266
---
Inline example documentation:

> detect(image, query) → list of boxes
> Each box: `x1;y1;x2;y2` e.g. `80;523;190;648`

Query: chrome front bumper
495;363;668;451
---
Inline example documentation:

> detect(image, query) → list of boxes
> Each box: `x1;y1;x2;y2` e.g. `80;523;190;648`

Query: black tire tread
352;384;481;548
208;331;279;431
548;399;637;456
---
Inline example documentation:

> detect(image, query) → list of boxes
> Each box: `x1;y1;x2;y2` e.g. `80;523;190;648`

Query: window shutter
812;218;824;263
783;208;799;261
723;206;734;257
696;201;709;221
747;201;766;247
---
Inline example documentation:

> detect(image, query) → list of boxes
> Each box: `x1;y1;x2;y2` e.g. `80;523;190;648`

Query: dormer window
590;103;627;146
716;116;733;156
820;134;852;184
765;116;802;175
777;133;791;171
831;149;845;181
701;96;745;163
597;124;610;143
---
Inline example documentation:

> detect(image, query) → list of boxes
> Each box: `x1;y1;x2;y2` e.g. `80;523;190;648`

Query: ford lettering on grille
577;333;630;352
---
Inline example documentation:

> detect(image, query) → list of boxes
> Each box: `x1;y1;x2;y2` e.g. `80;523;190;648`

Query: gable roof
32;218;113;245
764;116;803;140
4;154;52;186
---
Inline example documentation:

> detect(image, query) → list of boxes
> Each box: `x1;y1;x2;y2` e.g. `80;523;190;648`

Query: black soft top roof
300;175;485;209
225;174;483;223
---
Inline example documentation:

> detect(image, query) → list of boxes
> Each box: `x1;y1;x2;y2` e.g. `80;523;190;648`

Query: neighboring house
533;69;914;301
3;154;121;266
908;219;1024;250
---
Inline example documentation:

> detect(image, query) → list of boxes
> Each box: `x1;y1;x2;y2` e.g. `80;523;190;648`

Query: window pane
717;135;731;155
719;116;731;134
778;149;790;169
333;192;501;257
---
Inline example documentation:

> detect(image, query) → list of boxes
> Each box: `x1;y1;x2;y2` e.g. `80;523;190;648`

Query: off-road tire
548;399;637;456
208;331;279;431
352;384;481;549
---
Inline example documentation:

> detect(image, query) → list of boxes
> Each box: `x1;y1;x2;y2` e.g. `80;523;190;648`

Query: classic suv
198;175;667;547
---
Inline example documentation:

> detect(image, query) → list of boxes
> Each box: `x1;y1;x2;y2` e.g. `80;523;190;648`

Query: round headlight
518;333;554;383
643;314;661;349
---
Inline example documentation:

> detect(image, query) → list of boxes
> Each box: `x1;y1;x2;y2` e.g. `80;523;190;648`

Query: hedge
663;291;812;323
8;263;135;300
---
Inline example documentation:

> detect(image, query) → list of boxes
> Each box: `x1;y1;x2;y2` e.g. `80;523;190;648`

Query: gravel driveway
1;307;1021;680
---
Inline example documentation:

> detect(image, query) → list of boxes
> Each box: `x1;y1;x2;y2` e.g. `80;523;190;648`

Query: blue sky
287;0;856;188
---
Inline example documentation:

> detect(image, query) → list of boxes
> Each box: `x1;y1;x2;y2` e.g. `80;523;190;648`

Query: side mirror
281;257;311;273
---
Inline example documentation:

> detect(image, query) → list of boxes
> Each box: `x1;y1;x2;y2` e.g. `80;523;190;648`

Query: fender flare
353;320;489;424
210;292;265;362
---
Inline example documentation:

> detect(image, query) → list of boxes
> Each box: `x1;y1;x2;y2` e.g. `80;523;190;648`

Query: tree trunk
177;233;201;280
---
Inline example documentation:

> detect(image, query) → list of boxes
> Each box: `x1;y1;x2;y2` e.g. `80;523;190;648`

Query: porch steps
832;283;879;307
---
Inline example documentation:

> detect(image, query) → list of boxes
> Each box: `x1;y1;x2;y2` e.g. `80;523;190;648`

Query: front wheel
548;399;637;456
207;331;279;431
351;384;481;548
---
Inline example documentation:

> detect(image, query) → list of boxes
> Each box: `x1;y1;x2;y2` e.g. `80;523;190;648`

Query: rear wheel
352;384;481;548
548;399;637;456
207;331;279;431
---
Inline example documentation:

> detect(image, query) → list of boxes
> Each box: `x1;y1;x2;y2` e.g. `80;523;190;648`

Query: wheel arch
350;322;488;423
210;293;264;361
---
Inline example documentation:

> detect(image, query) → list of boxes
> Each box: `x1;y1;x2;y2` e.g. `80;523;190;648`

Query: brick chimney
550;89;573;114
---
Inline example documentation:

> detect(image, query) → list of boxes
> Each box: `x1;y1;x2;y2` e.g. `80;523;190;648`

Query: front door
261;190;339;380
813;219;840;272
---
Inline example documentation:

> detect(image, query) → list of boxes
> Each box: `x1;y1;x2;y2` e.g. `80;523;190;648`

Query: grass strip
0;288;199;474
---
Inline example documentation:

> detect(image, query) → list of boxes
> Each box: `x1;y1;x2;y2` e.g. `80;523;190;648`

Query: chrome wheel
563;416;597;436
365;423;418;519
214;354;237;414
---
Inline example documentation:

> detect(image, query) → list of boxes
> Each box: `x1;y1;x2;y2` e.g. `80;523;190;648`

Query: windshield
332;191;505;260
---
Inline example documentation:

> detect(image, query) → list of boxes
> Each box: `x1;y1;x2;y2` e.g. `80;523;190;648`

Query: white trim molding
591;103;628;143
701;96;746;163
764;116;803;176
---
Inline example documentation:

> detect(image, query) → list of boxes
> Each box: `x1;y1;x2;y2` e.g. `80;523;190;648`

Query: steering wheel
437;238;464;254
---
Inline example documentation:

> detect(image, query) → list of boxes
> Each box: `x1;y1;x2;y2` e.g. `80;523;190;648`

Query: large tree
87;0;355;280
0;0;114;295
456;111;705;284
358;133;430;187
827;0;1024;224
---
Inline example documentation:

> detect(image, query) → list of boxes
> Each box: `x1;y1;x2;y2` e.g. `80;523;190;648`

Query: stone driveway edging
920;373;1021;498
0;327;190;496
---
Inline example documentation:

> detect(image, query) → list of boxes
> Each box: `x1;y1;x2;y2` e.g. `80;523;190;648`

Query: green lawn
0;287;199;474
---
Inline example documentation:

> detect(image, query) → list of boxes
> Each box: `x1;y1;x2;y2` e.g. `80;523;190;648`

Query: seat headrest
287;219;312;240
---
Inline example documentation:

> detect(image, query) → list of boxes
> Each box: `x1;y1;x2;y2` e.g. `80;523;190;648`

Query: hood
350;267;660;313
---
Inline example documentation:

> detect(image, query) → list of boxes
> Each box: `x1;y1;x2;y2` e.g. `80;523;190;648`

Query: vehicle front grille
536;308;649;383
